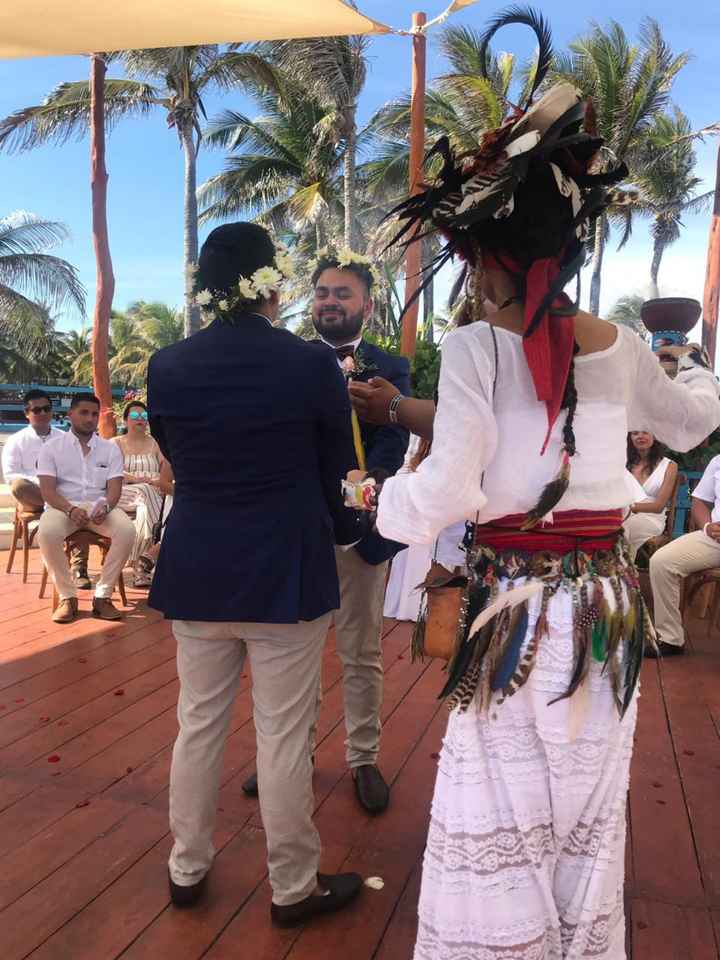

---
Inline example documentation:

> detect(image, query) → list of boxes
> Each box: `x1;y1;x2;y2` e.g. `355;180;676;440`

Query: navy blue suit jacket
147;315;364;623
347;339;411;565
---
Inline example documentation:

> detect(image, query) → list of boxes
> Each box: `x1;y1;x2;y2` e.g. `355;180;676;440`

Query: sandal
133;556;154;588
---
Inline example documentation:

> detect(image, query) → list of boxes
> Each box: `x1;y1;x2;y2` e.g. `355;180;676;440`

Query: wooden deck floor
0;550;718;960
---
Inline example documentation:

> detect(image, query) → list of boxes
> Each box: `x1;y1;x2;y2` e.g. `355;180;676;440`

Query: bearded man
242;248;411;814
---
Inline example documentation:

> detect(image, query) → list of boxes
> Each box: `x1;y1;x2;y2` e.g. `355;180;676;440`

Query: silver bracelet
388;394;404;424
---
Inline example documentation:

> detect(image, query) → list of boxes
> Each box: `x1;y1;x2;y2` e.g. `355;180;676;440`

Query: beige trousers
649;530;720;647
38;506;135;600
168;614;331;906
325;546;388;769
13;480;88;567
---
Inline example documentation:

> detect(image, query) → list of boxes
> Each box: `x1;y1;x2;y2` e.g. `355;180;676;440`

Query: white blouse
377;324;720;547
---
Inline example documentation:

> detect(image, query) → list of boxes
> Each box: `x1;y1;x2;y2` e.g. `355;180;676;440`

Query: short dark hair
311;258;374;296
70;392;100;410
123;400;147;420
196;222;276;299
24;389;51;408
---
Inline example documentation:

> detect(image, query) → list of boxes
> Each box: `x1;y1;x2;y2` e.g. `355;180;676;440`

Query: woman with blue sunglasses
112;400;166;587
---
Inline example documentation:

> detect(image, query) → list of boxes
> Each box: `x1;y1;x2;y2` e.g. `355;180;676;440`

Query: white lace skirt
414;582;637;960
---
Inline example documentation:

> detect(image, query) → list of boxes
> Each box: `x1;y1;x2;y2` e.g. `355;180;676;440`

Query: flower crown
310;245;382;292
193;240;295;323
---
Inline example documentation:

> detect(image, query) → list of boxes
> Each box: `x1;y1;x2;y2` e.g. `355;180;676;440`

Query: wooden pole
702;144;720;371
90;53;116;438
400;11;427;359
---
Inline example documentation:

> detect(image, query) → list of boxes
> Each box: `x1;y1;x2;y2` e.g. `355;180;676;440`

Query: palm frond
0;79;161;152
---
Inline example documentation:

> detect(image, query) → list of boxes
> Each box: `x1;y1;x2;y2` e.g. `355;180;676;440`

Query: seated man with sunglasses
2;389;90;585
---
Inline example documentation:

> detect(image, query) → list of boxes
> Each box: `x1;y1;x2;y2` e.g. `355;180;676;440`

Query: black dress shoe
353;764;390;815
644;641;686;660
242;771;259;797
242;755;315;798
270;872;363;928
72;566;92;590
168;870;208;908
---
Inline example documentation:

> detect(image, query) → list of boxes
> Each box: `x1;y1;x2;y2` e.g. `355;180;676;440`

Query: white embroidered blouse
377;324;720;547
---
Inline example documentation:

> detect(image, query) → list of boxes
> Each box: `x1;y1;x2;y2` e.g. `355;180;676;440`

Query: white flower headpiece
193;239;295;323
310;244;382;292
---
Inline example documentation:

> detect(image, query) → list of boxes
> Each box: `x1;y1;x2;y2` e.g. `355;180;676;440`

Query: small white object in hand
364;876;385;890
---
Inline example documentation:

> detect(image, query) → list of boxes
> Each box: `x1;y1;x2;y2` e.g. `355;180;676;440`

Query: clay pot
641;297;701;335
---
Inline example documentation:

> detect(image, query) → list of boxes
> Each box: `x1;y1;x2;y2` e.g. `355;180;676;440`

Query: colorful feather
498;593;549;703
491;602;529;692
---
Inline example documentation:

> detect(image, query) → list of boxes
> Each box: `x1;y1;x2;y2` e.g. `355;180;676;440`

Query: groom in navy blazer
148;224;368;926
307;251;410;812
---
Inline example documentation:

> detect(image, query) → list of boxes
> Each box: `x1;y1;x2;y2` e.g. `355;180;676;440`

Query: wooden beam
702;144;720;371
89;53;116;438
400;11;427;359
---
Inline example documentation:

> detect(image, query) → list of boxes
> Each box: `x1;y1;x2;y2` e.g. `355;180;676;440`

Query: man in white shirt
649;455;720;655
2;389;90;587
37;393;135;624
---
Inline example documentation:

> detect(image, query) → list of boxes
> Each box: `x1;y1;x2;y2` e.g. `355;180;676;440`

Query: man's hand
705;522;720;542
91;504;109;525
70;506;89;527
348;377;400;425
656;342;711;379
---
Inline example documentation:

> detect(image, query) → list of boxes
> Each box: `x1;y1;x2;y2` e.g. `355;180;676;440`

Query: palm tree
199;86;346;248
109;301;184;387
0;212;85;334
257;36;368;248
0;46;277;337
634;110;714;297
608;293;649;340
61;327;94;382
550;19;690;314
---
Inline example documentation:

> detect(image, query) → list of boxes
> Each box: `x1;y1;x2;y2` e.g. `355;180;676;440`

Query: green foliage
363;332;440;401
670;430;720;474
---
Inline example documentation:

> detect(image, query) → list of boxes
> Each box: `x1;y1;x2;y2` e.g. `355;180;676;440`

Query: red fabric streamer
485;253;576;453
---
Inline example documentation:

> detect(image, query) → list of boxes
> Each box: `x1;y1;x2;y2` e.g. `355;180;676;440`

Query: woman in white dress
367;16;720;958
112;401;165;587
623;431;678;558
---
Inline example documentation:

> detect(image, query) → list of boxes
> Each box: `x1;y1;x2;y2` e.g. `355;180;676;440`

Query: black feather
448;264;468;308
438;583;491;700
479;6;553;106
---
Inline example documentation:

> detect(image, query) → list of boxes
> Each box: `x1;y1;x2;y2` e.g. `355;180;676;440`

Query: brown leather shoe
53;598;78;624
71;565;93;590
92;597;123;620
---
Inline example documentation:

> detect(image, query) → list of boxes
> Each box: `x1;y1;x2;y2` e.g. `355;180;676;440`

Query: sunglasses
129;411;149;421
29;405;52;414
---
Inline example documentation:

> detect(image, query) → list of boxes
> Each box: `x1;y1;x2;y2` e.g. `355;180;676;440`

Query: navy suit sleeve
147;355;170;463
365;354;411;476
314;350;366;546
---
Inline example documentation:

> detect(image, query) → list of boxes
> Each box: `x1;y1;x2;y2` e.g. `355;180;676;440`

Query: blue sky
0;0;718;333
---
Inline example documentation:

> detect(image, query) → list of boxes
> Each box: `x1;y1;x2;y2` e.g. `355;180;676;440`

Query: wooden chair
5;503;43;583
39;529;127;611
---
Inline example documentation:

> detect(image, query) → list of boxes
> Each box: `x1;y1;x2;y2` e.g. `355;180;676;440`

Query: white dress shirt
1;424;64;484
37;431;125;505
691;455;720;522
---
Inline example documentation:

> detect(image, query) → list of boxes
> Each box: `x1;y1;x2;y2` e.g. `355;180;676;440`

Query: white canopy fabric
0;0;391;59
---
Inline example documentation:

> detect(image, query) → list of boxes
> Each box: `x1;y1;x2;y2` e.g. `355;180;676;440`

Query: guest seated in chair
624;430;677;560
37;393;135;624
649;453;720;657
2;389;90;586
112;400;166;588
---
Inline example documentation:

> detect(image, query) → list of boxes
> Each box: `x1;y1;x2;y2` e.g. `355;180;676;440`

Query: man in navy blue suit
147;224;367;927
308;250;410;813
